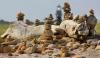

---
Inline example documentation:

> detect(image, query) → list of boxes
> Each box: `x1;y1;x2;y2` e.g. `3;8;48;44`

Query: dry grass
95;22;100;34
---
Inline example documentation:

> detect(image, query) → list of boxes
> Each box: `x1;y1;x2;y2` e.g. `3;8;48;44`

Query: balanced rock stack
17;12;25;21
45;14;54;25
34;19;40;26
87;9;97;37
39;17;53;43
48;14;53;20
54;28;65;40
63;2;73;20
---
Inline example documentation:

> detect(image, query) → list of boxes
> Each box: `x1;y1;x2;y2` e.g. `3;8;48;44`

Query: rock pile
63;2;73;20
34;19;40;26
0;2;99;58
39;18;53;43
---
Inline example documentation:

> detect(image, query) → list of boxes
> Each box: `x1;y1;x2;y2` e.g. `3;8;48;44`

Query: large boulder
60;20;89;38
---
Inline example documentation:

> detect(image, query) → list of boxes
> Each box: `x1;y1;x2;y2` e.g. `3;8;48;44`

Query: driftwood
1;21;59;39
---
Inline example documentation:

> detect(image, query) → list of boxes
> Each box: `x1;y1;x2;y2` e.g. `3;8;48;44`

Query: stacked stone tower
17;12;25;21
34;19;40;26
48;14;53;20
87;9;97;37
63;2;73;20
45;14;54;25
39;17;53;43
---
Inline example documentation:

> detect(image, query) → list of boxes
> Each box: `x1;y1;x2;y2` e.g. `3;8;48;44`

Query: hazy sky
0;0;99;21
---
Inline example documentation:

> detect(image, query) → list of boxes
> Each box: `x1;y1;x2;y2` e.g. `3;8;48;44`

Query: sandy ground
0;48;100;58
0;50;100;58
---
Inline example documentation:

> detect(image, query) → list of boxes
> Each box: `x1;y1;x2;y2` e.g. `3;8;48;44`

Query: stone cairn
39;17;53;44
63;2;73;20
87;9;97;37
17;12;25;21
88;9;94;16
34;19;40;26
25;19;33;25
0;2;100;58
45;14;54;24
48;14;54;20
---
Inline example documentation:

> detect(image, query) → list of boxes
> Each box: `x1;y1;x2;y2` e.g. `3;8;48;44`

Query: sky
0;0;99;22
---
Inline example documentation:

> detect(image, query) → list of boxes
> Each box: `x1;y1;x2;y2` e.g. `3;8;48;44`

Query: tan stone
40;20;53;40
60;46;69;57
15;41;27;54
40;30;53;40
72;55;86;58
46;44;55;49
64;13;73;20
1;45;12;53
44;24;51;30
72;42;80;49
66;42;74;48
95;45;100;50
